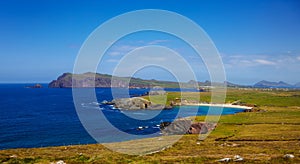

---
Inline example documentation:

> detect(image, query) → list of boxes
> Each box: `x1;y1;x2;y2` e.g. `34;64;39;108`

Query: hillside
49;72;300;89
254;80;295;88
49;72;236;88
48;72;181;88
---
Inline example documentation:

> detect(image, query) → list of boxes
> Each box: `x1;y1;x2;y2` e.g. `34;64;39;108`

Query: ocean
0;84;244;150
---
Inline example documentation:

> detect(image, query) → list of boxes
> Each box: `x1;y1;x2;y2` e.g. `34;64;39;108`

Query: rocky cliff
49;72;292;89
159;118;217;135
111;97;169;110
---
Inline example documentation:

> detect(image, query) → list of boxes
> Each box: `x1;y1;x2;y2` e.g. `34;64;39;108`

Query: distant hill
254;80;295;88
49;73;238;88
224;81;245;88
49;72;182;88
49;72;300;89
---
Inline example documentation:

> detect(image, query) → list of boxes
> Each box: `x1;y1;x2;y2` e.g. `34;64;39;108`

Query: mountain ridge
49;72;300;89
253;80;298;88
49;72;182;88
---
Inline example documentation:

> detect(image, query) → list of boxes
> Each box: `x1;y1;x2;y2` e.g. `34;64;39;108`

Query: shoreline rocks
25;84;43;88
160;118;217;135
111;97;172;110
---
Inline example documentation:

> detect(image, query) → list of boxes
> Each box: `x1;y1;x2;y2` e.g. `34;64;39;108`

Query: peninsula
49;72;300;89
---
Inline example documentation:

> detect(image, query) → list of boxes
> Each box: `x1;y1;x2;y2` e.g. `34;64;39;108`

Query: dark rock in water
32;84;42;88
163;105;173;110
160;122;172;129
101;100;115;105
25;84;43;88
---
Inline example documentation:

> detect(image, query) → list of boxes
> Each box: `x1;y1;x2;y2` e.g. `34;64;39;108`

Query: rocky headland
25;84;43;88
48;72;181;88
109;97;171;110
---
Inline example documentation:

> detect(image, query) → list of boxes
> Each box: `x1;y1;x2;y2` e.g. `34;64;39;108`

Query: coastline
1;88;299;163
111;96;253;111
183;103;253;110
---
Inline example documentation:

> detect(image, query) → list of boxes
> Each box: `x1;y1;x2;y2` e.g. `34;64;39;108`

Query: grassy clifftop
144;89;300;107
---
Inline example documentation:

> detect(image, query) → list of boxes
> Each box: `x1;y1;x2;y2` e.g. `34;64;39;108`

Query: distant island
49;72;181;88
25;84;43;88
48;72;215;88
49;72;300;89
254;80;300;88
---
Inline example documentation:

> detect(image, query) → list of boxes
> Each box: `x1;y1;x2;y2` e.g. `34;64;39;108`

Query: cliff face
49;72;256;88
48;72;181;88
49;72;130;88
49;73;73;88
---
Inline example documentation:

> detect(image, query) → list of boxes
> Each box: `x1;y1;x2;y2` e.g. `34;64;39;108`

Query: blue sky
0;0;299;84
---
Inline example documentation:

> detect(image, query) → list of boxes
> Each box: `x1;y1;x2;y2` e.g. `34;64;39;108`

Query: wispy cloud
137;56;168;62
106;39;171;57
254;59;276;65
108;51;121;56
107;40;171;56
224;54;279;67
297;56;300;61
147;39;169;45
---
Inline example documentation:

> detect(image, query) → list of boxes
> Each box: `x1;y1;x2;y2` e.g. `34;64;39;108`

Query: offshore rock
112;97;171;110
112;97;151;110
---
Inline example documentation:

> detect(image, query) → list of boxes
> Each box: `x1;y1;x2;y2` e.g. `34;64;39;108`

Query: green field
1;89;299;163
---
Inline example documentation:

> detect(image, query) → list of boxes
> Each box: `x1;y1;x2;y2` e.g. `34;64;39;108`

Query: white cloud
208;52;300;83
147;39;169;45
228;55;244;58
139;56;167;62
224;54;279;68
254;59;276;65
118;45;139;50
240;60;253;65
107;40;169;56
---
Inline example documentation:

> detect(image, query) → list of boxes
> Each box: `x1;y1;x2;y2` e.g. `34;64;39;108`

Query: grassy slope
0;89;299;163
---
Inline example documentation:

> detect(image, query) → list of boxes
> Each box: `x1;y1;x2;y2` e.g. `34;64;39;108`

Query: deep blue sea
0;84;244;150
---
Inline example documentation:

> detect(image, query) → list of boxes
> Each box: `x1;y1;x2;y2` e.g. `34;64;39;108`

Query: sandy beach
185;103;253;110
